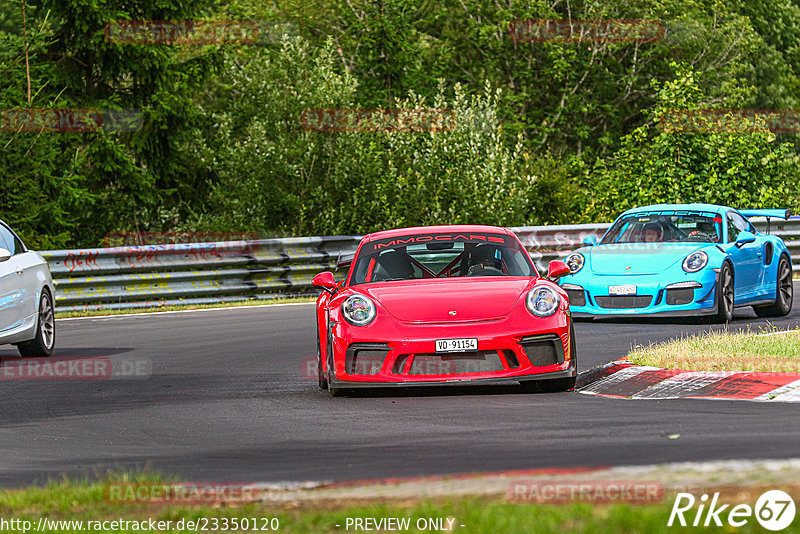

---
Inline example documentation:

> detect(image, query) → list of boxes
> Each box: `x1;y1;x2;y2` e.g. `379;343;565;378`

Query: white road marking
754;378;800;402
755;328;800;337
632;371;739;399
56;301;316;322
578;366;659;395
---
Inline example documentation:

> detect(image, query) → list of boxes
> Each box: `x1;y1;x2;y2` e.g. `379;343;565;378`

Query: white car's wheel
17;290;55;357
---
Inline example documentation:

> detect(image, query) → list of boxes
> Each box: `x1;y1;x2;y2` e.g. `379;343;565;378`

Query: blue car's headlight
682;251;708;273
341;295;376;325
565;252;585;274
526;285;560;317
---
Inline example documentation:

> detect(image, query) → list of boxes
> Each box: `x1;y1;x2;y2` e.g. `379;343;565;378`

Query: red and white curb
246;459;800;503
577;360;800;402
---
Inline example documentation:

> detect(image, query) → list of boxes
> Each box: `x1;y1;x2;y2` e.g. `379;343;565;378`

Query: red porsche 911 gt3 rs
312;225;576;396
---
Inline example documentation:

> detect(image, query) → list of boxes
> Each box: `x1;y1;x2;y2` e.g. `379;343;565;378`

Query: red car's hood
357;277;532;322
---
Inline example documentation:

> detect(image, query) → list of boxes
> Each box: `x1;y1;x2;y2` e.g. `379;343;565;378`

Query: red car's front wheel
326;323;353;397
316;327;327;390
520;323;577;393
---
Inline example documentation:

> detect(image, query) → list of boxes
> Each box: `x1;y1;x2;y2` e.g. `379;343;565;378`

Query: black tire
714;262;734;323
325;325;351;396
17;290;55;358
316;327;327;390
538;376;577;393
328;385;353;397
755;255;793;317
520;324;577;393
519;375;576;393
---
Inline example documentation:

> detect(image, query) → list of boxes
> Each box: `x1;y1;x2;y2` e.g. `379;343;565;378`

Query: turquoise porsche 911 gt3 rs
560;203;793;322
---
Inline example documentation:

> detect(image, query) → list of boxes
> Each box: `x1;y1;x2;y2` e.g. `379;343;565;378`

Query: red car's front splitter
328;362;576;389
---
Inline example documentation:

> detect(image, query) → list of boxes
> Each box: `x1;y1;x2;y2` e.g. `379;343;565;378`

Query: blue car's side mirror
735;231;756;248
582;235;598;247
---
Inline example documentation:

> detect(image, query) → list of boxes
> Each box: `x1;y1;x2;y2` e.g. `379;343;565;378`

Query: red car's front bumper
326;309;574;388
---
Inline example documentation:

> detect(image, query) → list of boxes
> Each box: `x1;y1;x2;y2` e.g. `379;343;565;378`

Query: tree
581;63;799;221
0;0;220;247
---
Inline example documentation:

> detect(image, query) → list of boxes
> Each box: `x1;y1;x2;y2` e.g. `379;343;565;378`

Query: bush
189;37;576;236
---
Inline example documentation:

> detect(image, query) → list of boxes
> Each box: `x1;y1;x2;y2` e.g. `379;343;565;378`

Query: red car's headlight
526;285;560;317
341;295;377;326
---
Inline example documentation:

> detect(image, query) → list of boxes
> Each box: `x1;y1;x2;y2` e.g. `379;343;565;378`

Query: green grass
628;327;800;372
55;297;317;319
2;476;797;533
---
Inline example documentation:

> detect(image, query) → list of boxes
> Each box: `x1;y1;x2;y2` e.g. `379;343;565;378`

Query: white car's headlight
341;295;377;326
526;285;561;317
682;251;708;273
565;252;585;274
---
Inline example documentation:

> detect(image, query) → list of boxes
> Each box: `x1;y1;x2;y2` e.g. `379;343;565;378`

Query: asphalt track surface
1;284;799;487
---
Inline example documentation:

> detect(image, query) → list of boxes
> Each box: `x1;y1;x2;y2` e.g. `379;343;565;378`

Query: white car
0;219;56;357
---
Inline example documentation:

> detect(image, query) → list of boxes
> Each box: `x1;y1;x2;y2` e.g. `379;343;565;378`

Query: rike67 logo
668;490;796;531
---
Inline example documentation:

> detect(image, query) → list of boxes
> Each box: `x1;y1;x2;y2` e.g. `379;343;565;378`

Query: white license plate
609;284;637;296
435;338;478;353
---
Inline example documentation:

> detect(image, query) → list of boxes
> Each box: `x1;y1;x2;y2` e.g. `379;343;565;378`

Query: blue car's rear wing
739;209;792;235
739;209;791;220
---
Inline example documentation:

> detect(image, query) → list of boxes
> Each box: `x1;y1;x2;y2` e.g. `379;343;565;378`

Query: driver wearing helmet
688;221;719;242
467;245;504;275
642;222;663;243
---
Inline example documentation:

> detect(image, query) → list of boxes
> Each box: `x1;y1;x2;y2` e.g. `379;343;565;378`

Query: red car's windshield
350;232;536;285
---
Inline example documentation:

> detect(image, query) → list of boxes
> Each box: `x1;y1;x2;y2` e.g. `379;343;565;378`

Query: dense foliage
1;0;798;248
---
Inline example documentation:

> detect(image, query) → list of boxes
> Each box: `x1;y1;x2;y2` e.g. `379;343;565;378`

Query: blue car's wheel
714;262;734;323
755;256;793;317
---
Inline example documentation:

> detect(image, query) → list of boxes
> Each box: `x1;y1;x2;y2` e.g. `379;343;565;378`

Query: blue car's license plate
609;284;637;296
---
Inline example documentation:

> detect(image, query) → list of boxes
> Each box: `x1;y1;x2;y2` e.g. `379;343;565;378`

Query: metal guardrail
42;237;361;312
511;222;610;268
42;219;800;312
